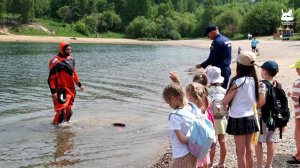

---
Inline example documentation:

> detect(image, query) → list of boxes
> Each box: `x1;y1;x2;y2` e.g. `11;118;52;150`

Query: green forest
0;0;299;39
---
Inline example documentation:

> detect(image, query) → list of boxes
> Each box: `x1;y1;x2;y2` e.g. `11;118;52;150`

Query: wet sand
1;34;300;167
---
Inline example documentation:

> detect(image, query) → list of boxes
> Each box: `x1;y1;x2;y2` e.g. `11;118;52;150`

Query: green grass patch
289;34;300;40
34;18;87;37
34;18;125;38
231;33;246;40
96;32;125;38
10;26;49;36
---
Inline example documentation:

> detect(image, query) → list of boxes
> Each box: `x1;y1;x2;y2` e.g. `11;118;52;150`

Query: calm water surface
0;42;208;167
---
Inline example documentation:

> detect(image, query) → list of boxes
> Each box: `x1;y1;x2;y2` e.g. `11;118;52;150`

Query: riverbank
1;34;300;167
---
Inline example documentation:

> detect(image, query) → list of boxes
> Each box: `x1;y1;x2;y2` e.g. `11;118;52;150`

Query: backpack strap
279;127;283;139
261;80;279;108
261;80;272;88
168;102;199;121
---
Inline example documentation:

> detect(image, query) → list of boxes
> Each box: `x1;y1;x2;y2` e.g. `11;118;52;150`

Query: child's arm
169;114;188;144
290;81;300;102
169;71;181;85
175;130;189;144
257;82;266;108
222;83;238;106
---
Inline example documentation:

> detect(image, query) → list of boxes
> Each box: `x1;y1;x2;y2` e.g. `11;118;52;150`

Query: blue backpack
169;103;216;159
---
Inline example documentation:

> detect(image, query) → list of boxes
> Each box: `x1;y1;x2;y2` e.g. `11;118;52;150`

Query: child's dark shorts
226;115;259;135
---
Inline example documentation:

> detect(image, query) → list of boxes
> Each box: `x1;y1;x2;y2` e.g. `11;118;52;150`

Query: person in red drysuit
48;42;84;125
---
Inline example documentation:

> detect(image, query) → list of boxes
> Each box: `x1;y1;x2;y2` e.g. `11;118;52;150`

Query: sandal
287;157;300;164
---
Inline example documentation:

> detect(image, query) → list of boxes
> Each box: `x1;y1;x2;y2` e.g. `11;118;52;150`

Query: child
251;37;259;54
223;50;259;168
186;83;212;168
206;66;227;168
255;61;280;168
169;72;213;168
287;59;300;164
163;83;197;168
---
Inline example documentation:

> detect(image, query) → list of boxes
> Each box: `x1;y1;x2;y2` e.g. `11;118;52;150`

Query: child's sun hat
289;59;300;69
237;50;256;66
206;66;224;84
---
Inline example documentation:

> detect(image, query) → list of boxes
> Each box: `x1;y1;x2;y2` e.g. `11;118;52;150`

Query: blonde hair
163;83;184;103
185;83;209;109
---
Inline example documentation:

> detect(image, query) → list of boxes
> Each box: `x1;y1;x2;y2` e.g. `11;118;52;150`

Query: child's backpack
260;80;290;139
209;86;227;119
169;102;216;159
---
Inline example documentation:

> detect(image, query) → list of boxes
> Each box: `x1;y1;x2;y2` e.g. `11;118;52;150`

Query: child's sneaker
287;157;300;164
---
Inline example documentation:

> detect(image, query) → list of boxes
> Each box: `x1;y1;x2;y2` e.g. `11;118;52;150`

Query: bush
98;11;122;32
126;16;148;38
215;10;240;37
156;16;181;40
75;22;89;35
84;15;98;33
178;12;197;37
141;22;158;38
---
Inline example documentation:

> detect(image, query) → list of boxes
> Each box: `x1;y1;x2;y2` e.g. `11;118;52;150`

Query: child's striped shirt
292;79;300;119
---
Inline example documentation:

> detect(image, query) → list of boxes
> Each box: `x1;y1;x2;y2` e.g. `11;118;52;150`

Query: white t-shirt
229;77;256;118
169;105;194;159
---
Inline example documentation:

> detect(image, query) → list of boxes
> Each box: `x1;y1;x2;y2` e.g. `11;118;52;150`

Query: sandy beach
1;34;300;167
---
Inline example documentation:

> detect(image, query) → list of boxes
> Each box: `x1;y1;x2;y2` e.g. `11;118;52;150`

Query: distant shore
1;34;300;167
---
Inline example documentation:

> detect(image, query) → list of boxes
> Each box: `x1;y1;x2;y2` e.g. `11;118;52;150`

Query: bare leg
265;141;274;168
295;119;300;160
218;134;227;166
255;142;263;168
245;134;254;168
234;135;246;168
209;145;216;167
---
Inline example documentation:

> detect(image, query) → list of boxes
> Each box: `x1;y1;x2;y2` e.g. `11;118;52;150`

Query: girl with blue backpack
168;72;215;168
223;51;260;168
163;83;197;168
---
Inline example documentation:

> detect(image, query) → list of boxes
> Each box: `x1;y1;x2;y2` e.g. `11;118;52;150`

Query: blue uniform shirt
251;39;259;47
201;34;231;69
201;34;232;88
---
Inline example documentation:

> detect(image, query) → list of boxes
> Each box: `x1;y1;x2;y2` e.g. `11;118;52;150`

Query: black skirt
226;115;259;135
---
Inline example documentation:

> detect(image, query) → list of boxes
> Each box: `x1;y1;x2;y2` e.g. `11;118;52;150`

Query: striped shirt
291;79;300;119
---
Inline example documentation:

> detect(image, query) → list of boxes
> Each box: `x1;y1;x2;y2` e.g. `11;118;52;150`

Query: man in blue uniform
196;25;232;89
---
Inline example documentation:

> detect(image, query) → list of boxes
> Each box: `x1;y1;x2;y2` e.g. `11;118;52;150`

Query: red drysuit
48;42;82;125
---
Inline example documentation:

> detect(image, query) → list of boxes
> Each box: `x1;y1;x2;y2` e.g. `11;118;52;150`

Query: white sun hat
207;66;224;84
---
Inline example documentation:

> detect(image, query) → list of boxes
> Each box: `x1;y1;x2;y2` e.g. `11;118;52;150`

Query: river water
0;42;208;167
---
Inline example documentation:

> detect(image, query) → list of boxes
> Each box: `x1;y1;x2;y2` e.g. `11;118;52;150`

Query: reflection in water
48;127;80;167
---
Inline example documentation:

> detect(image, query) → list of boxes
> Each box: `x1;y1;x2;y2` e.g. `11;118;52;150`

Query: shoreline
1;34;300;167
1;34;299;55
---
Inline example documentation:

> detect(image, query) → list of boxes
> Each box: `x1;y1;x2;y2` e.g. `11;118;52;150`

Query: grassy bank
4;18;125;38
3;18;299;42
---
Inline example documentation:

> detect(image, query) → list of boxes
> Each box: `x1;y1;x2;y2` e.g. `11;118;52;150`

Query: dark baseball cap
261;61;279;73
205;25;218;35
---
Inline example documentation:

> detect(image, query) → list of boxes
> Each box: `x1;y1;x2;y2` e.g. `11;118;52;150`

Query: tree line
0;0;299;39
